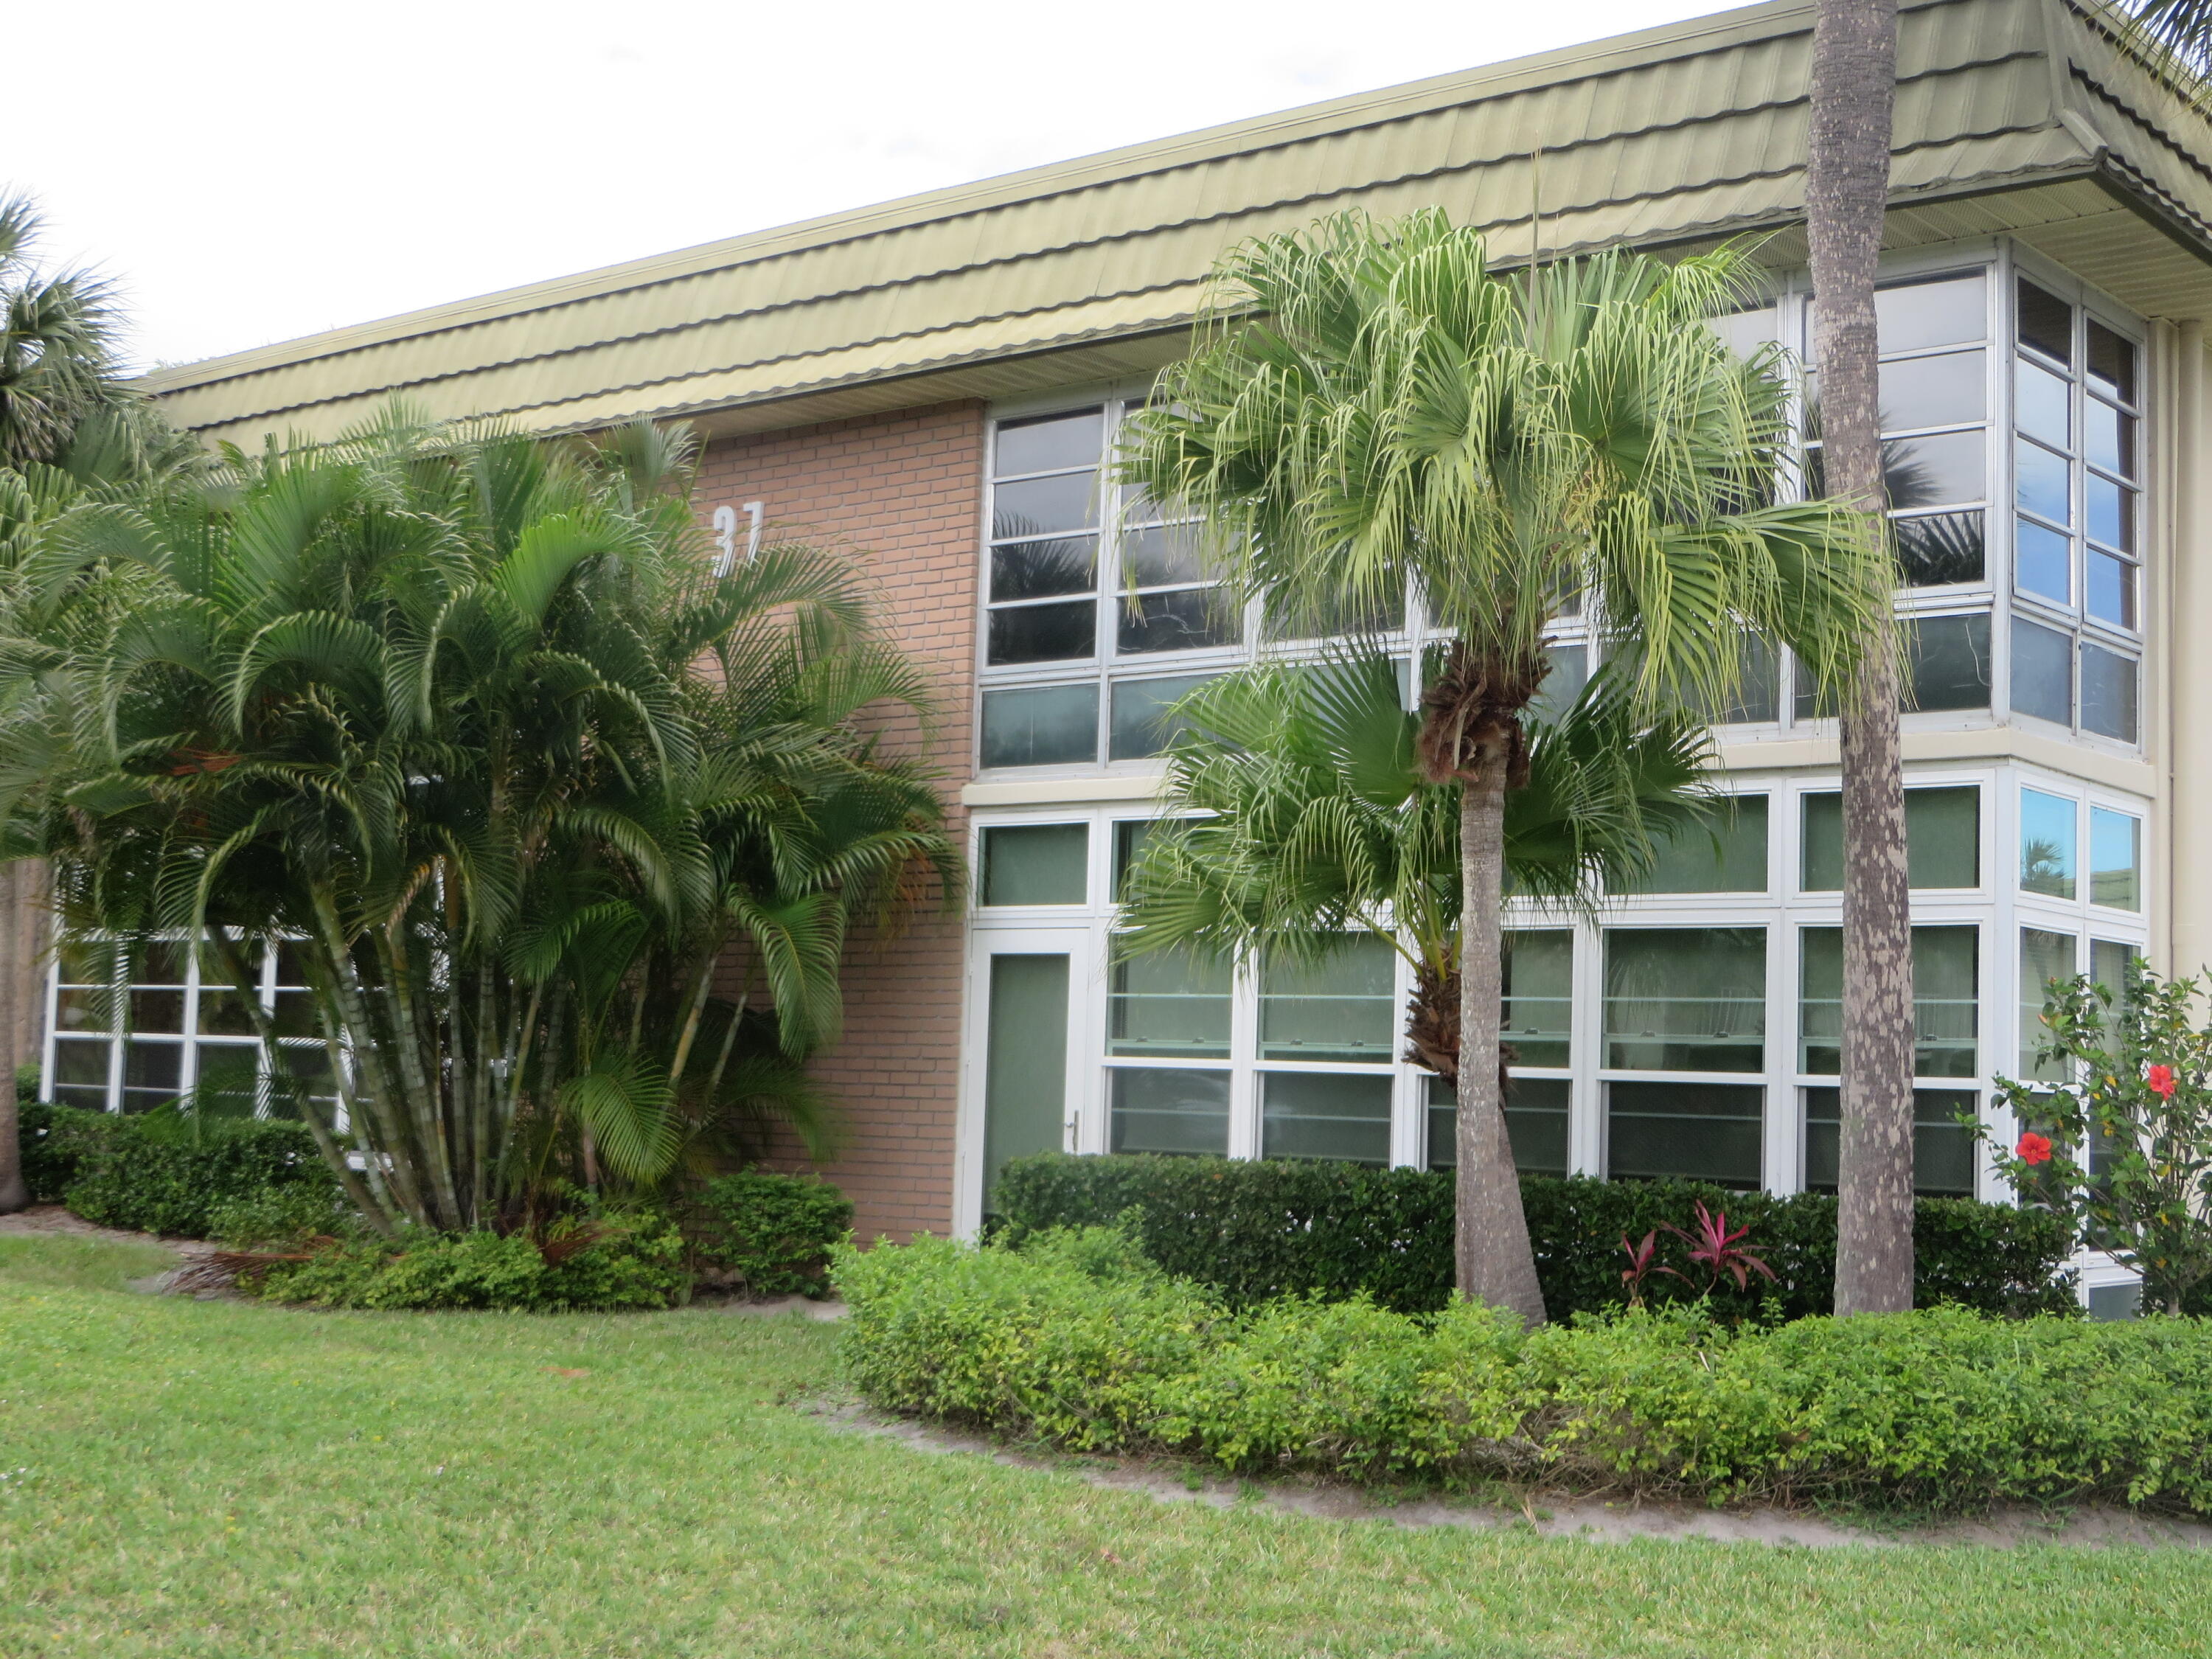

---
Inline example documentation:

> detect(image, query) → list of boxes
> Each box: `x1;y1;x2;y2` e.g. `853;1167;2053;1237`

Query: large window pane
1528;642;1589;722
1427;1074;1569;1176
2014;520;2071;604
2010;615;2073;726
2087;551;2137;631
991;536;1096;602
1884;430;1983;510
50;1036;111;1109
1108;948;1231;1060
992;472;1097;537
2086;475;2133;552
996;409;1101;476
1259;937;1396;1063
2090;807;2141;911
191;1043;261;1116
2087;318;2137;404
2087;400;2136;477
1799;925;1977;1079
1108;1067;1230;1157
1623;797;1767;894
2017;278;2072;364
981;824;1088;905
1803;1087;1978;1195
120;1037;182;1113
989;599;1096;665
2080;641;2138;742
2020;928;2078;1081
1119;524;1208;588
980;684;1097;768
1116;588;1240;655
2020;788;2076;898
1503;929;1573;1068
2015;358;2070;448
1801;785;1979;891
1606;1081;1763;1186
1604;928;1765;1072
2015;437;2070;525
1905;612;1991;711
1894;511;1984;587
1108;673;1217;760
1880;349;1984;430
1262;1071;1393;1166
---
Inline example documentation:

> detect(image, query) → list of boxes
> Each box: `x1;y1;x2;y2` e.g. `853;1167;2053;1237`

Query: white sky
6;0;1733;371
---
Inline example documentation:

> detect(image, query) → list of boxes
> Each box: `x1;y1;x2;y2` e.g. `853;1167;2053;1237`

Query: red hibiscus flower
2017;1132;2053;1166
2146;1065;2177;1099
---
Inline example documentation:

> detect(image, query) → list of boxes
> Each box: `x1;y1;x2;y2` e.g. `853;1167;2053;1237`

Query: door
963;929;1091;1228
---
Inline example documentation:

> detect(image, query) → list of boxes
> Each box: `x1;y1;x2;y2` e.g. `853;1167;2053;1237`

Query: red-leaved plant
1618;1229;1683;1310
1663;1201;1778;1294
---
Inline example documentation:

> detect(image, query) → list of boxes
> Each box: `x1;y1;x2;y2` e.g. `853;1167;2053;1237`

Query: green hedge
835;1230;2212;1510
19;1100;341;1238
254;1217;690;1312
697;1170;852;1296
992;1154;2079;1321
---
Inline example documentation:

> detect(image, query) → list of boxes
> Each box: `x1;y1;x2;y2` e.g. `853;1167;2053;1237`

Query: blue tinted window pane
2087;476;2133;552
2015;358;2070;448
980;684;1099;768
2015;438;2069;524
2014;519;2070;604
2087;551;2137;632
2090;807;2141;911
2020;788;2076;899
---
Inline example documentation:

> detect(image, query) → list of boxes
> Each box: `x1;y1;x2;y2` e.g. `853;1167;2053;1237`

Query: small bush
697;1170;852;1296
24;1102;341;1238
836;1231;2212;1511
207;1184;359;1249
993;1154;2079;1321
255;1215;689;1311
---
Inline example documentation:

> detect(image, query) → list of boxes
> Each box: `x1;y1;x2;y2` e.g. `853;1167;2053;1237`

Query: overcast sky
7;0;1732;371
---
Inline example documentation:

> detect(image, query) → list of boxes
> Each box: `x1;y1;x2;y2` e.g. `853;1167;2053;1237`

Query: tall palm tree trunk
1809;0;1916;1315
1455;746;1546;1324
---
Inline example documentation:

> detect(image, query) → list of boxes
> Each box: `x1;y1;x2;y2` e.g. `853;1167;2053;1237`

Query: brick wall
692;401;983;1242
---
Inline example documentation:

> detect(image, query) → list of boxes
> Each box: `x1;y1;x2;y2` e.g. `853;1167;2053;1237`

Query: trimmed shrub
24;1102;340;1238
207;1183;360;1249
835;1231;2212;1510
254;1216;689;1311
993;1154;2079;1321
698;1170;852;1296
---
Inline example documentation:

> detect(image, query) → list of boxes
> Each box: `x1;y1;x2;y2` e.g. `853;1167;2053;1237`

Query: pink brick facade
692;402;984;1242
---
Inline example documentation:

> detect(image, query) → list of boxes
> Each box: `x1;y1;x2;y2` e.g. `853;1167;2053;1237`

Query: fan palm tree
1118;211;1888;1321
0;193;142;470
0;409;958;1234
1117;650;1716;1093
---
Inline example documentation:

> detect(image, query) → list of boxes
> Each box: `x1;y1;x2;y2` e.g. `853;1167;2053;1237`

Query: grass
1;1237;2208;1658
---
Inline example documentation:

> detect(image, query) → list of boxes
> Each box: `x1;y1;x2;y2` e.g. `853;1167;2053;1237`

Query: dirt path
807;1399;2212;1551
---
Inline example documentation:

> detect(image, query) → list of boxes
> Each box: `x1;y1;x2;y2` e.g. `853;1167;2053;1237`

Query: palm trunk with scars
1422;644;1548;1325
1810;0;1917;1315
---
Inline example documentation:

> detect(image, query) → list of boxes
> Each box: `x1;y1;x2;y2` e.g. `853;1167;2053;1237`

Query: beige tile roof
147;0;2212;446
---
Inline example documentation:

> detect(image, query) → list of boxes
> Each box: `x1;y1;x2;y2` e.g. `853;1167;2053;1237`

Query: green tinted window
980;824;1088;905
1801;785;1979;891
1625;796;1767;894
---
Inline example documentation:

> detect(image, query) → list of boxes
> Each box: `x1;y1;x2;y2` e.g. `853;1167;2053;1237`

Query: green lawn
2;1237;2207;1658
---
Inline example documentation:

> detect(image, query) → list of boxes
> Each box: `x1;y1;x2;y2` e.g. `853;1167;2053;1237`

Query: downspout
2168;321;2206;978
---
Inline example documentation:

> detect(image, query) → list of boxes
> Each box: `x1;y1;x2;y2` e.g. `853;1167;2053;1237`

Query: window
1259;938;1397;1164
1603;928;1764;1187
2020;928;2079;1082
1105;944;1233;1156
2090;807;2142;911
1801;1088;1977;1196
2020;787;2076;899
44;935;327;1117
981;398;1251;769
1619;796;1768;894
1801;785;1980;891
980;824;1088;905
1800;925;1978;1080
1427;929;1572;1176
2010;276;2142;743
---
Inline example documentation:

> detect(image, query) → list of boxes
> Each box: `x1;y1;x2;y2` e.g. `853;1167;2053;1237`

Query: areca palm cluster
1117;650;1714;1082
0;411;956;1234
1119;210;1889;1321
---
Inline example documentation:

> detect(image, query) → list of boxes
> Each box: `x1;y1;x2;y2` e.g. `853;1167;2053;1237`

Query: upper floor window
2009;275;2142;743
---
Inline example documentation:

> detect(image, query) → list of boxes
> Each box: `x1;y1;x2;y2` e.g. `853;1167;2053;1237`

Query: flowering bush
1992;957;2212;1315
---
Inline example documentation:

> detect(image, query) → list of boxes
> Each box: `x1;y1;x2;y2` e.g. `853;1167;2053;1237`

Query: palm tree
1807;0;1917;1315
1118;211;1888;1321
1117;650;1715;1095
0;194;141;470
0;409;958;1233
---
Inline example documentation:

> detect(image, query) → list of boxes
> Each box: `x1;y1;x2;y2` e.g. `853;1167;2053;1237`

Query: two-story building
36;0;2212;1311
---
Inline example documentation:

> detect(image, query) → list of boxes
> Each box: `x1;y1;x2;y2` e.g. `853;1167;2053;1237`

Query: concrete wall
693;401;984;1242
